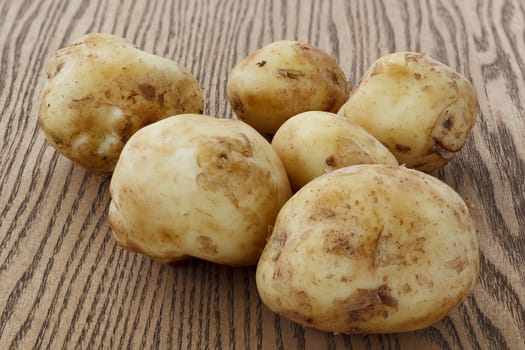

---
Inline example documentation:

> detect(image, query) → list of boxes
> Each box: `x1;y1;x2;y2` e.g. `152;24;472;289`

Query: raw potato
256;164;479;334
39;33;204;174
109;114;292;266
272;111;398;190
338;52;478;172
227;40;350;135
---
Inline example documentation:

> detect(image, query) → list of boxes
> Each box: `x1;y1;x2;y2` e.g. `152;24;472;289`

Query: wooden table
1;0;524;349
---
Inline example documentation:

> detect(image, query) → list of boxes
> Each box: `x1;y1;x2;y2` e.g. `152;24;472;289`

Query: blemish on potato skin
47;61;64;79
395;144;411;152
415;274;434;289
119;119;133;142
197;235;218;254
442;115;453;130
256;60;267;67
294;43;311;51
405;52;426;62
338;284;398;322
158;228;180;244
324;232;363;258
269;231;288;261
229;94;246;115
445;257;468;273
372;219;428;268
277;69;305;79
195;133;277;227
325;155;336;166
325;96;337;111
69;95;95;105
308;207;337;221
139;83;156;100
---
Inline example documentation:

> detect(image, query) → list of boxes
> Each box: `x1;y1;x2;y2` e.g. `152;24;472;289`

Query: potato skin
109;114;292;266
272;111;398;190
256;164;479;333
338;52;478;172
227;40;350;135
39;33;204;174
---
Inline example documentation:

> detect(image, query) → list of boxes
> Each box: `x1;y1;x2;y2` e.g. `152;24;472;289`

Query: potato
256;164;479;333
272;111;398;190
38;33;204;174
227;40;350;135
338;52;478;172
109;114;292;266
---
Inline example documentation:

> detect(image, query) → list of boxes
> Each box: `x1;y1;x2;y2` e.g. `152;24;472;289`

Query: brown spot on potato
324;232;363;258
395;144;411;152
277;69;305;79
256;60;267;67
442;115;453;130
374;229;427;268
197;235;218;254
139;83;156;100
229;94;246;115
47;62;64;79
325;96;336;111
341;284;398;322
445;257;468;273
405;52;426;62
414;72;422;80
294;42;311;51
158;228;180;244
309;207;337;221
325;155;335;166
69;95;95;106
270;231;287;261
415;274;434;289
196;135;268;211
119;119;133;142
328;69;340;84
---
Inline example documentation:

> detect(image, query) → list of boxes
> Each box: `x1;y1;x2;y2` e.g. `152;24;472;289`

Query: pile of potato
38;33;480;334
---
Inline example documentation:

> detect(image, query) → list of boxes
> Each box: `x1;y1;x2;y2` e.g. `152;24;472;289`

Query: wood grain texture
0;0;524;349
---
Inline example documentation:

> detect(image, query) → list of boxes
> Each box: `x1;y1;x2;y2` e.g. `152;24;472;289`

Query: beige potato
39;33;204;174
338;52;478;172
272;111;398;190
109;114;292;266
227;40;350;135
256;164;479;333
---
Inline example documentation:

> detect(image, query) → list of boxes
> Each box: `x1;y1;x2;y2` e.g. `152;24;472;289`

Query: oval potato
272;111;398;190
256;164;479;333
39;33;204;174
109;114;292;266
338;52;478;172
227;40;350;135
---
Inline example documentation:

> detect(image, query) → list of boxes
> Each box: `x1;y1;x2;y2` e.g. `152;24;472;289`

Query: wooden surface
1;0;524;349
